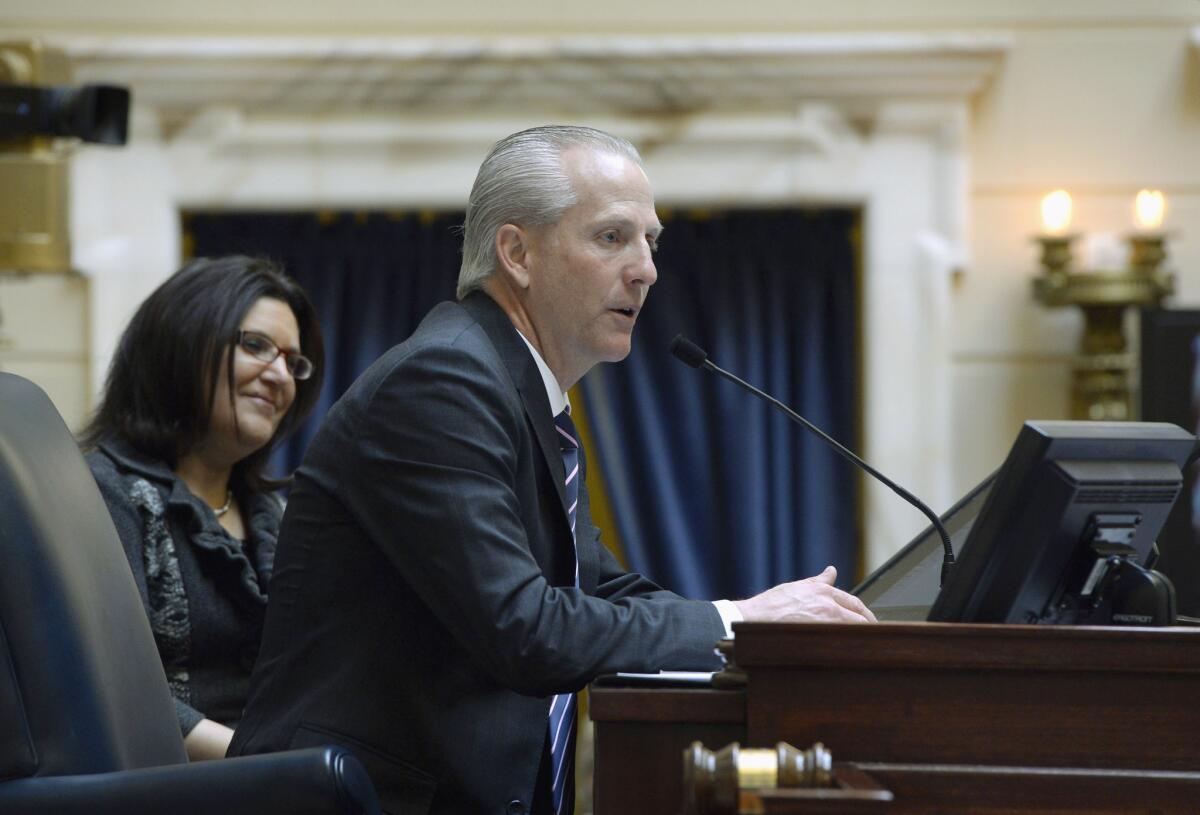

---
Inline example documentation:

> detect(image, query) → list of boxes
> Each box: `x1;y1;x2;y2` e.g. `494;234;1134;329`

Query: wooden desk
591;686;744;815
590;622;1200;814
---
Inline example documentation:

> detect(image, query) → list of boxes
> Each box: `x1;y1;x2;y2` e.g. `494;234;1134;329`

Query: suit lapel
460;293;572;531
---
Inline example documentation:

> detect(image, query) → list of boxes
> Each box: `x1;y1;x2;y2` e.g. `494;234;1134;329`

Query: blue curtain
186;207;859;600
187;211;461;474
579;209;860;599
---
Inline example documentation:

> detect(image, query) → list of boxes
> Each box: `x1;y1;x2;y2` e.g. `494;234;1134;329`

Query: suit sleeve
333;339;724;696
591;529;684;603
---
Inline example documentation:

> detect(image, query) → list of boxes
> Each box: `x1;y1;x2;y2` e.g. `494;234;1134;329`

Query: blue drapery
186;207;859;600
579;209;859;599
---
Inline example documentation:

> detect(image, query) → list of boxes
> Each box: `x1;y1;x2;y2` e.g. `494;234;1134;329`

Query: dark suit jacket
228;292;725;814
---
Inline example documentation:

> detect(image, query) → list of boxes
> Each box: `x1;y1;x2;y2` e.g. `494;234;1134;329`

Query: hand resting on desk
734;566;877;623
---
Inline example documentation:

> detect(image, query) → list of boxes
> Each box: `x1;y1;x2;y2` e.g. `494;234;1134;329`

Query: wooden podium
590;621;1200;814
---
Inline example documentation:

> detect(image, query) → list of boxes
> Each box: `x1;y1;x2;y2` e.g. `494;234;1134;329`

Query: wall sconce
1032;189;1174;420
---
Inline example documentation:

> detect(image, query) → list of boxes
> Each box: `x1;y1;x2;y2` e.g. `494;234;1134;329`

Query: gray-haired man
229;125;873;815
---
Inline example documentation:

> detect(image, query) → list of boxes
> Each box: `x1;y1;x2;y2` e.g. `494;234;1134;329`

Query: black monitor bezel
927;420;1198;625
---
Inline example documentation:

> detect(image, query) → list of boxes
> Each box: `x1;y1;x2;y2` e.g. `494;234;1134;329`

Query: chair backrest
0;372;186;779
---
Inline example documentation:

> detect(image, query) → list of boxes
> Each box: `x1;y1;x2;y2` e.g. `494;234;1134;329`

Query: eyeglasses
236;330;315;381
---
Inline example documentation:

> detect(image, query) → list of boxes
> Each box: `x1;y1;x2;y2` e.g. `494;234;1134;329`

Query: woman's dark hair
79;255;326;492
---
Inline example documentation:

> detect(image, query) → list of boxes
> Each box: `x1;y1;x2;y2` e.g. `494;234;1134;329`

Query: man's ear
495;224;532;290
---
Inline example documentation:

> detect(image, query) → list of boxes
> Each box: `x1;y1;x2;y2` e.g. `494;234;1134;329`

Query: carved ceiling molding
56;32;1010;144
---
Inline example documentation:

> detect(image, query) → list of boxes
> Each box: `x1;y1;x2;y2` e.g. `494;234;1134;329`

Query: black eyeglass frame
235;330;315;380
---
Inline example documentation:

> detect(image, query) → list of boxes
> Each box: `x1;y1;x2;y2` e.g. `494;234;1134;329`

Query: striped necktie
548;409;579;815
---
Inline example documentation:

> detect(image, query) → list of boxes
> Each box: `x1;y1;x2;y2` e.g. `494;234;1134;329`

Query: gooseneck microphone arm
669;334;955;587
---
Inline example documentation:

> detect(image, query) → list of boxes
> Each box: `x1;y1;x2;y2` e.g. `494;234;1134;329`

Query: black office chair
0;372;379;815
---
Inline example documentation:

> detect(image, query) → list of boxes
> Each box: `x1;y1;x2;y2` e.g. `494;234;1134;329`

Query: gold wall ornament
1031;190;1174;421
0;40;129;275
0;146;72;275
0;41;73;275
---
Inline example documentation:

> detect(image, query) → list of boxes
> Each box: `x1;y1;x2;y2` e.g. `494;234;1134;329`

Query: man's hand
734;566;877;623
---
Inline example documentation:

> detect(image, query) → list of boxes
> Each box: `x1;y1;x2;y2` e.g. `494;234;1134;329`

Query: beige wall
0;273;90;428
955;22;1200;492
5;0;1198;34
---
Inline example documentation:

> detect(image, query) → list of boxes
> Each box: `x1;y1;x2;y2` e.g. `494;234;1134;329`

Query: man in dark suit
229;126;874;815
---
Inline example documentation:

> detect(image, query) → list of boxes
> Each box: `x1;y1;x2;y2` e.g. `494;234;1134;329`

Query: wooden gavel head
682;740;832;815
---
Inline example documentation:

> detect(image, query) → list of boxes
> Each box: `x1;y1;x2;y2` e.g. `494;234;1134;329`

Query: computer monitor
927;420;1199;625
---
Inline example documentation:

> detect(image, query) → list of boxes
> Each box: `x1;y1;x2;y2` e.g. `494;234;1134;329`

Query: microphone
669;334;955;587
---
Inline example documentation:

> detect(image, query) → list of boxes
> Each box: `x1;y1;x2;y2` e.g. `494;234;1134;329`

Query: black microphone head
669;334;708;368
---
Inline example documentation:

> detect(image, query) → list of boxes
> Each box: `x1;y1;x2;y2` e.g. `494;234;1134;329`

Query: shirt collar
516;331;570;417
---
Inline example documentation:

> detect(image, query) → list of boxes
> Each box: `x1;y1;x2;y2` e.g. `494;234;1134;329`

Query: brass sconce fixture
1032;189;1174;420
0;41;73;274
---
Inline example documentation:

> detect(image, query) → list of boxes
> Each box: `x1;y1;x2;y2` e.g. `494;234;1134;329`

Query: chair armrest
0;746;379;815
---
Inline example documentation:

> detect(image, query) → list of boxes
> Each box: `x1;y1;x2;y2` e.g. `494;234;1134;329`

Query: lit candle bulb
1134;189;1166;233
1041;189;1073;235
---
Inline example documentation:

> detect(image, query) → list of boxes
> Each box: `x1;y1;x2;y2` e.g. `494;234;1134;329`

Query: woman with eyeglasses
80;255;324;761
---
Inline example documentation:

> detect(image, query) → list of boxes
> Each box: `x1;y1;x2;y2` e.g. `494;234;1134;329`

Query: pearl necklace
212;490;233;518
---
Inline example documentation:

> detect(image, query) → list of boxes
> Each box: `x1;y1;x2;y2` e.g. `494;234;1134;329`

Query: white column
72;106;180;401
861;101;967;568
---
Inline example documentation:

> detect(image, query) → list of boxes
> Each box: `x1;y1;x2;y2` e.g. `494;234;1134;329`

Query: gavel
682;740;833;815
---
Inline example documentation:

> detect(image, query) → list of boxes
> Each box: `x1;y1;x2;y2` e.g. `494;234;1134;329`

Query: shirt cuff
712;599;743;639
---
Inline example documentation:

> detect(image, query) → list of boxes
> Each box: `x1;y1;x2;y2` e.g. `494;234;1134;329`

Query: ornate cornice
52;32;1009;141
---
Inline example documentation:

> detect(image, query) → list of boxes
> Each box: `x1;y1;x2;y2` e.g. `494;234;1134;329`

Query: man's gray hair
456;125;644;300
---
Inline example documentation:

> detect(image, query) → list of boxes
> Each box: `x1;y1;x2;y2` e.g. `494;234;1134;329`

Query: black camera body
0;83;129;145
